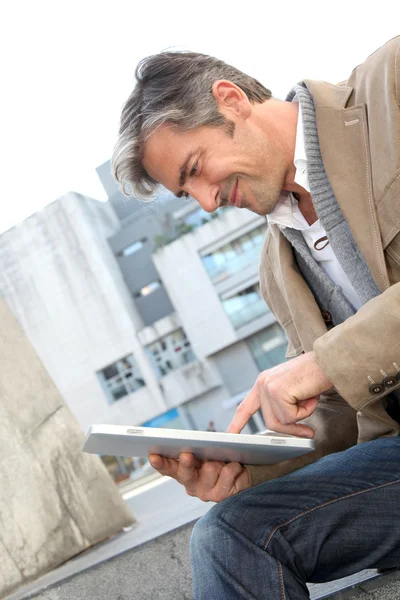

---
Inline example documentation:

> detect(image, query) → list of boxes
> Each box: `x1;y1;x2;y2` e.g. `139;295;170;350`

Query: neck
259;99;318;225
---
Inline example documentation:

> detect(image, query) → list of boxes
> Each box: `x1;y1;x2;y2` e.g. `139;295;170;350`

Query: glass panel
146;328;196;378
112;385;128;400
140;280;161;296
97;353;146;403
247;324;288;372
122;239;145;256
201;224;268;282
221;284;270;329
102;364;118;380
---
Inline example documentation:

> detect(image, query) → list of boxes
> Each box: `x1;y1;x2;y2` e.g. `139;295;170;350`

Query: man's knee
190;488;280;560
191;503;225;559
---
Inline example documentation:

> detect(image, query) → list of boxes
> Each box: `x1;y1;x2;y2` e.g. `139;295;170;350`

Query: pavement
4;475;400;600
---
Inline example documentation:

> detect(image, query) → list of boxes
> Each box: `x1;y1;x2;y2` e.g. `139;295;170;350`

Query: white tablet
83;424;315;465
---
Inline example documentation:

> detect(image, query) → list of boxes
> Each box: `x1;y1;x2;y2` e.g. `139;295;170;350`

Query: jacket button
383;376;397;387
321;310;332;324
369;383;384;395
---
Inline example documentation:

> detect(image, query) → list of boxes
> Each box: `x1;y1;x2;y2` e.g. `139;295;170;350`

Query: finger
197;461;223;491
212;462;244;497
179;452;203;469
294;397;320;422
269;396;319;424
227;389;261;433
148;454;179;477
261;399;316;438
273;397;319;425
176;452;200;487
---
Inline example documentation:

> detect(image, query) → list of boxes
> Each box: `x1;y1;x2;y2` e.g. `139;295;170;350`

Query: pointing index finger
227;388;260;433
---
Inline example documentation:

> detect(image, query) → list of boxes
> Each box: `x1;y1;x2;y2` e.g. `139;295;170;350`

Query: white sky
1;0;398;233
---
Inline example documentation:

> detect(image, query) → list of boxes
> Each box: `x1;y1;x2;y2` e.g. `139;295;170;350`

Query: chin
245;204;266;216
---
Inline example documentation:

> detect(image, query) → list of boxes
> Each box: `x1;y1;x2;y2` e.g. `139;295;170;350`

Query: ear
211;80;251;119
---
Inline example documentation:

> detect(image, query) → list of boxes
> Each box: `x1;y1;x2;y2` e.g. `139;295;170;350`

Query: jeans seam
277;560;285;600
263;478;400;551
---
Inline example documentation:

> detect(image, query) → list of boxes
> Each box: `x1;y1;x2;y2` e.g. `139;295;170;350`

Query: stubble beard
244;178;284;216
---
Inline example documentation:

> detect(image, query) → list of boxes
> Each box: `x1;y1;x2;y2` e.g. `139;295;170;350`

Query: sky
1;0;399;233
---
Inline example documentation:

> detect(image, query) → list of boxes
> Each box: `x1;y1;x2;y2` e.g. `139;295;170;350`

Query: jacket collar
302;79;389;291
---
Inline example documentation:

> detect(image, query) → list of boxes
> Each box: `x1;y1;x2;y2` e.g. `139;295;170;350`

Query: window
247;324;288;371
221;283;270;329
146;328;196;378
117;238;147;257
201;224;267;282
97;354;145;402
135;280;161;298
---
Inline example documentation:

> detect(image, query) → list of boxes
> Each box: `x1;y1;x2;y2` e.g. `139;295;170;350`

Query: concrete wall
0;294;133;599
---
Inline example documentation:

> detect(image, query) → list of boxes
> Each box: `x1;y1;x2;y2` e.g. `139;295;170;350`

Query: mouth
228;178;240;208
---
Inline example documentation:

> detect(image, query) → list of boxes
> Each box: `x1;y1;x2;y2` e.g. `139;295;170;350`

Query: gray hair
112;51;272;199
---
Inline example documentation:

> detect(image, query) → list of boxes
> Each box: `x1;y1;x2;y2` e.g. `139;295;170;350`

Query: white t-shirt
267;104;363;311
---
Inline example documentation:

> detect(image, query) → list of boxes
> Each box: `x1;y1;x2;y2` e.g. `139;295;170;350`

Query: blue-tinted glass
221;285;269;329
122;240;144;256
202;225;267;281
247;325;288;372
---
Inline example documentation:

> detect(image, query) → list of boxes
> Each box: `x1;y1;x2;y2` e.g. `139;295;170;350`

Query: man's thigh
208;436;400;582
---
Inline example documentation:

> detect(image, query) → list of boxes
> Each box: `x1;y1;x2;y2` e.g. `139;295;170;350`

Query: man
112;37;400;599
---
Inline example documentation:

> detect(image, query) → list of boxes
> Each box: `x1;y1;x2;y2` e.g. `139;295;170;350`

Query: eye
189;162;198;177
177;190;190;199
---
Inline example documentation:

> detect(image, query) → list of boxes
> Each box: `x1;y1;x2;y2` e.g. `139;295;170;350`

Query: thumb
294;396;320;422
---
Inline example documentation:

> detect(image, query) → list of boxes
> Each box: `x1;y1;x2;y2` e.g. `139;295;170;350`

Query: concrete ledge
321;568;400;599
6;517;400;600
5;522;195;600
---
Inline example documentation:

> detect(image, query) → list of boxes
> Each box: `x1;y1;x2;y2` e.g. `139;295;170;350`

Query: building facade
0;163;288;482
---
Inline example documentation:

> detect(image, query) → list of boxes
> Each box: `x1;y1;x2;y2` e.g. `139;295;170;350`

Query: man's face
142;106;288;216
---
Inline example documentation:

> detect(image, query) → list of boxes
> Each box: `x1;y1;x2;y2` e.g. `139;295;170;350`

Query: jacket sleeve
245;390;358;486
313;282;400;412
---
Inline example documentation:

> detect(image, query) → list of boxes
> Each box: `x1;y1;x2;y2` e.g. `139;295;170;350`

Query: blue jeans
191;437;400;599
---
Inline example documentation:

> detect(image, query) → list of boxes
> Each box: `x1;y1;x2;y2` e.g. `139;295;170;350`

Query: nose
186;180;219;213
